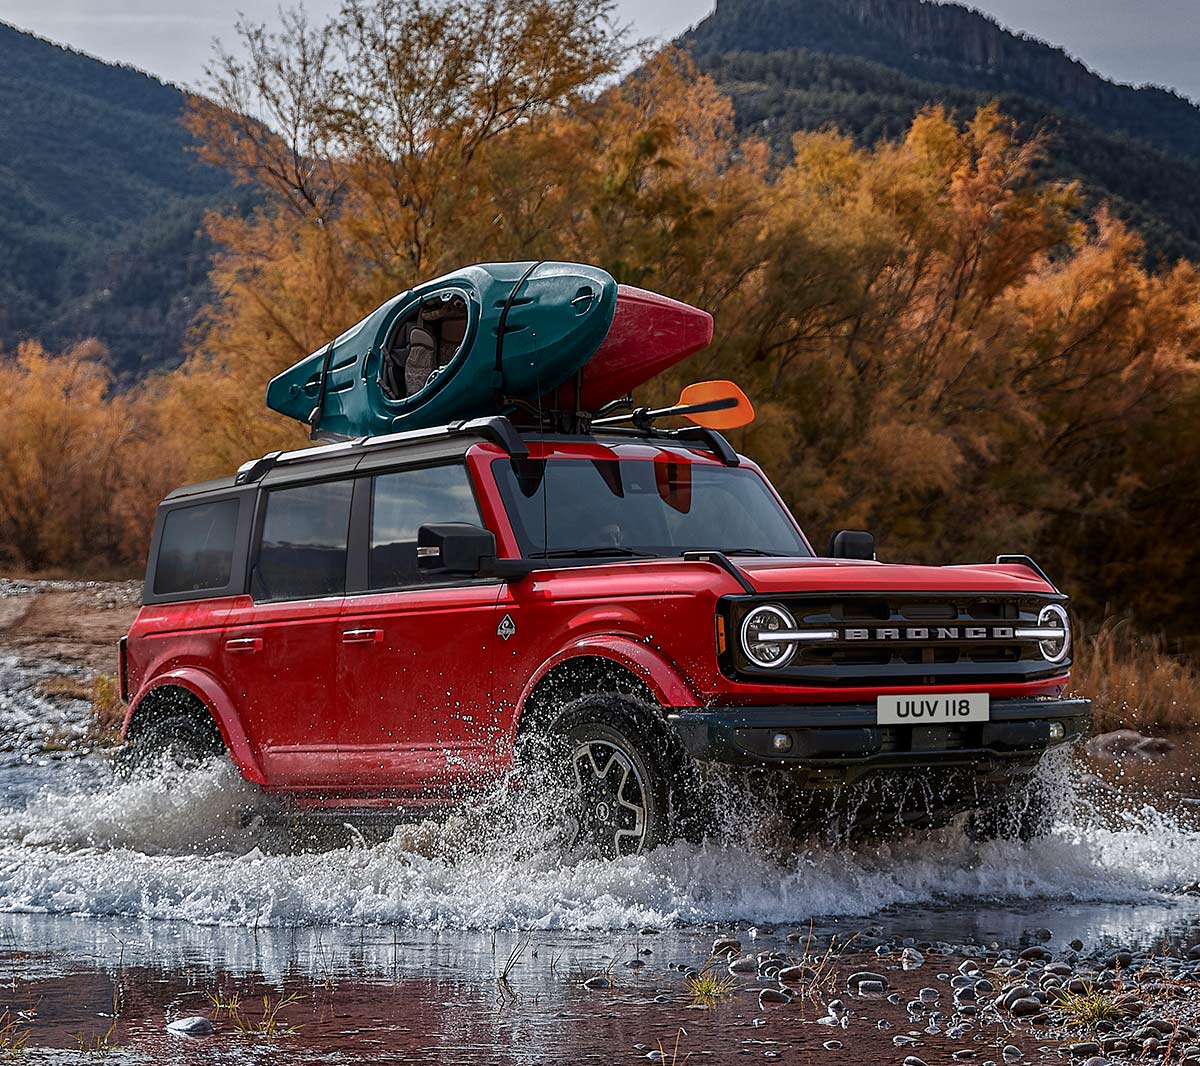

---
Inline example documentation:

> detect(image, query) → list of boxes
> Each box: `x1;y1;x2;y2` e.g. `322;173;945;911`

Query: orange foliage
3;0;1200;640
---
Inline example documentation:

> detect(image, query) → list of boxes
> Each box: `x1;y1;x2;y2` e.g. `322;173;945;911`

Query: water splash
0;751;1198;931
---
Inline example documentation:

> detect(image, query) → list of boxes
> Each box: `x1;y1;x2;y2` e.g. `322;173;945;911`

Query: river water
3;652;1200;1061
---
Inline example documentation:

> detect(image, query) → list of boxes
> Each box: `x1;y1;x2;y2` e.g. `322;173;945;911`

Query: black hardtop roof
159;416;740;504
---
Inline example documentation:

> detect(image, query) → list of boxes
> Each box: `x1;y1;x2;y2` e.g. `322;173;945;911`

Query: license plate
877;693;990;724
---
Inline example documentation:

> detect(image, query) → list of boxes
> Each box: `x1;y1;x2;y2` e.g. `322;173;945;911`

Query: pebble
1018;946;1050;961
822;1040;843;1050
728;954;758;974
901;947;926;968
846;970;889;990
758;988;791;1007
712;938;741;957
166;1017;215;1037
903;1058;929;1066
919;987;940;1002
1002;1046;1023;1060
1081;1059;1108;1066
1067;1043;1100;1056
1009;998;1042;1017
778;965;807;983
583;976;612;990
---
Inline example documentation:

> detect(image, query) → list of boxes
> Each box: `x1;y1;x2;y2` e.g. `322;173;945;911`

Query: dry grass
686;961;737;1005
1071;617;1200;734
37;673;126;746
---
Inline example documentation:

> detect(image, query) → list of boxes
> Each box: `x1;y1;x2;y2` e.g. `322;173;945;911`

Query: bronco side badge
497;614;517;641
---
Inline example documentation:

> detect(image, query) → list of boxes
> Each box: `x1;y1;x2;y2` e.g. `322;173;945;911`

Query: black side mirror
829;529;876;560
417;523;532;581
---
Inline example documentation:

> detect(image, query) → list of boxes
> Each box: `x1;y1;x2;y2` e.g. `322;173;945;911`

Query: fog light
771;732;793;753
1048;722;1065;740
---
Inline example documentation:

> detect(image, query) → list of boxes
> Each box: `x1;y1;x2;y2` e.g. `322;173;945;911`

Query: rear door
219;476;354;789
337;461;504;795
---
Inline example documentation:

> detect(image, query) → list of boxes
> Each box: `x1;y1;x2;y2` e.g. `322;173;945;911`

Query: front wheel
544;696;678;859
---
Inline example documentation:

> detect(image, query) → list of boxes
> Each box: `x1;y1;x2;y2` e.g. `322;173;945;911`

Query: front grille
727;592;1066;686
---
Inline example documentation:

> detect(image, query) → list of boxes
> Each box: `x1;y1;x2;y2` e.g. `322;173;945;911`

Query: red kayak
552;285;713;410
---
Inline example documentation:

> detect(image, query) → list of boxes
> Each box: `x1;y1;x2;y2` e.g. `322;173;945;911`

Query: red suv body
120;418;1089;845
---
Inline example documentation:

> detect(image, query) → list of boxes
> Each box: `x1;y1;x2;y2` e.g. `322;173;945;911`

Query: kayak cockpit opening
380;293;469;399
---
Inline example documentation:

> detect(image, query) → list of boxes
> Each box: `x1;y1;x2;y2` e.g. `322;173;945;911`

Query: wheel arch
515;638;699;738
124;669;266;784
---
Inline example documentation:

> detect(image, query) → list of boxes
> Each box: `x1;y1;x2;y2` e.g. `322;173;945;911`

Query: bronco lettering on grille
843;626;1015;641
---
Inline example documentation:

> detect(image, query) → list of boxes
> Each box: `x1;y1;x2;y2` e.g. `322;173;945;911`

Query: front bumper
668;697;1091;785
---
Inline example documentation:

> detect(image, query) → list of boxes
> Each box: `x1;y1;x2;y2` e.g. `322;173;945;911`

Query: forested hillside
687;0;1200;262
0;22;237;375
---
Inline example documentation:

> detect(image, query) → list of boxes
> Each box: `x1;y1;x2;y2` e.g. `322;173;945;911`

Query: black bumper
668;697;1091;785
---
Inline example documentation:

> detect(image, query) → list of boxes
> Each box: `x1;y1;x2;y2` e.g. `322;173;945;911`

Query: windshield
493;456;810;559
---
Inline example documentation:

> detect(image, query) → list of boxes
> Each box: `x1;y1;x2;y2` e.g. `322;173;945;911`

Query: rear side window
255;480;354;601
154;499;240;596
370;465;481;588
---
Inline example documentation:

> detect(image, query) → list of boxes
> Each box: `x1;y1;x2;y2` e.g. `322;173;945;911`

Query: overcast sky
2;0;1198;102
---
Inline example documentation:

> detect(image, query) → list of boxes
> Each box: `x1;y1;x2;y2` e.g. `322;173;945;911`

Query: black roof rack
586;424;740;466
235;415;528;485
232;414;739;487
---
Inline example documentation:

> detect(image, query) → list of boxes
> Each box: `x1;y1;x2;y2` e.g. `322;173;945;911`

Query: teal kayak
265;261;618;439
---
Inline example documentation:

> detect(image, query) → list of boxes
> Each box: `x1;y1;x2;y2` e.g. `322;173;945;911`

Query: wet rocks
846;970;889;991
1086;729;1176;760
166;1016;215;1037
1009;997;1043;1017
712;937;741;958
728;954;758;975
758;987;791;1008
583;975;612;990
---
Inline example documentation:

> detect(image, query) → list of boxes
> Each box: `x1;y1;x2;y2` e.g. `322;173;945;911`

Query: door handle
225;637;263;653
341;628;384;644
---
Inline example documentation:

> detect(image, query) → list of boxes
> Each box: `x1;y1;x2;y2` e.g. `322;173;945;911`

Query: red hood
732;557;1058;596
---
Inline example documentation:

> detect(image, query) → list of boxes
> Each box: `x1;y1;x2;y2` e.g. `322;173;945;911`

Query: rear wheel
542;695;680;859
116;712;225;778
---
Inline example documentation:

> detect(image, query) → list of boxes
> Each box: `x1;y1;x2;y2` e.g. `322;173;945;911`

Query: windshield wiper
530;546;660;559
719;547;787;557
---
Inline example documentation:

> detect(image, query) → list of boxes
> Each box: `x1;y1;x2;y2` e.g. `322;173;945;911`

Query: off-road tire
539;694;687;859
115;712;226;778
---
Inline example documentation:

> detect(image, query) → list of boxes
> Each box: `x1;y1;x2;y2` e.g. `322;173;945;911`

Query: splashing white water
0;753;1197;931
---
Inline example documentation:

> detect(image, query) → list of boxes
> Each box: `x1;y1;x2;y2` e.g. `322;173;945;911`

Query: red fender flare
517;635;700;722
124;668;266;785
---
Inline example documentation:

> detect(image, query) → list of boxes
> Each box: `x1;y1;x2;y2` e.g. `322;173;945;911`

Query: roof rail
235;415;527;484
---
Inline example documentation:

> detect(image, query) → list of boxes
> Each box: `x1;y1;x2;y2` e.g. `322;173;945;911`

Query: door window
370;465;481;589
255;480;354;600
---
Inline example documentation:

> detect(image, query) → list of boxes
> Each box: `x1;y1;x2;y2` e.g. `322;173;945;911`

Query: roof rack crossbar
588;424;739;466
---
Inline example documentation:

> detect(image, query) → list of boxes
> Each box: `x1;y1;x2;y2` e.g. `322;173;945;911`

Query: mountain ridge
685;0;1200;261
0;20;236;375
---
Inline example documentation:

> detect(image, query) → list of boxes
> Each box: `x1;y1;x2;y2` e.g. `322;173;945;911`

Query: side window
255;480;353;601
370;464;481;588
154;499;240;596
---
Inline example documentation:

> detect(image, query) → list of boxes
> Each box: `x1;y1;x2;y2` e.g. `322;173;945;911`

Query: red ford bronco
119;416;1089;854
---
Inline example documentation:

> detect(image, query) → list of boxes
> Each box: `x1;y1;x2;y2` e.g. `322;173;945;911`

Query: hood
731;557;1059;597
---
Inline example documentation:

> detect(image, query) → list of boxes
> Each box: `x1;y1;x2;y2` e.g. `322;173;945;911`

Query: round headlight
740;604;797;669
1037;603;1071;663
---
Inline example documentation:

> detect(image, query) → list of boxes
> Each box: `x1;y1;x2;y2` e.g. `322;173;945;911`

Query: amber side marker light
716;614;728;654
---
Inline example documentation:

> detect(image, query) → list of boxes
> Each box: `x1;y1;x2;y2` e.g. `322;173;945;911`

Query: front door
337;462;503;795
220;478;354;789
